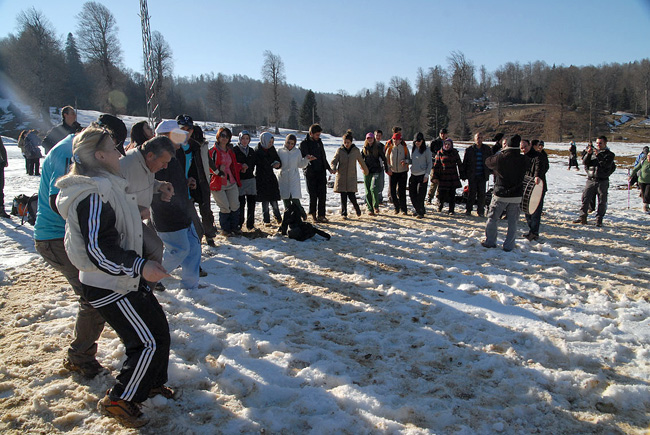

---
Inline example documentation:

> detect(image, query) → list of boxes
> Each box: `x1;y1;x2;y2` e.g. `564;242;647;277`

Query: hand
387;170;393;176
307;155;317;161
272;162;281;169
534;176;541;185
219;164;226;172
400;160;408;166
159;182;174;201
328;169;335;174
423;177;429;184
187;177;197;189
141;261;170;282
363;170;369;176
139;207;151;220
241;163;248;172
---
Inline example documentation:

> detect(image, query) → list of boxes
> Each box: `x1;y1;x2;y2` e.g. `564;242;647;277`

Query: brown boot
572;216;587;224
97;391;149;428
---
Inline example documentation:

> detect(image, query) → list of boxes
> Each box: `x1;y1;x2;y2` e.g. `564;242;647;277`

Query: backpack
11;194;38;225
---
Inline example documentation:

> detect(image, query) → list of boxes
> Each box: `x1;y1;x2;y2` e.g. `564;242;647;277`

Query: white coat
277;145;310;200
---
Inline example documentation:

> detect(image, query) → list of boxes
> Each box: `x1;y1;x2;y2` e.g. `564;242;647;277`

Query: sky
1;0;650;95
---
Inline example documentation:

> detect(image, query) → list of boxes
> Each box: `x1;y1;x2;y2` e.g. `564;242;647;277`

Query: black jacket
0;136;7;167
430;138;444;164
151;156;191;232
361;142;388;174
583;148;616;181
485;147;527;198
462;143;493;182
43;121;82;154
299;136;331;177
254;145;281;202
233;145;257;181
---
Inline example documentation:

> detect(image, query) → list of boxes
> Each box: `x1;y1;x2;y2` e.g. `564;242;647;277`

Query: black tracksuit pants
84;284;170;403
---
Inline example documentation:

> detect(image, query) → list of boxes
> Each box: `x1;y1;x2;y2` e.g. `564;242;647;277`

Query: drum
521;175;544;214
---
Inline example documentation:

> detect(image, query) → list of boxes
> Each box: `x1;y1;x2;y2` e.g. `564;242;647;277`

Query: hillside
467;104;650;143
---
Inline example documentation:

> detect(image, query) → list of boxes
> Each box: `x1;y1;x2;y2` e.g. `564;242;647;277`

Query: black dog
280;201;331;241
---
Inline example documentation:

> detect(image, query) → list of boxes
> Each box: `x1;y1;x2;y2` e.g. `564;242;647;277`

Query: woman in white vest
55;125;175;428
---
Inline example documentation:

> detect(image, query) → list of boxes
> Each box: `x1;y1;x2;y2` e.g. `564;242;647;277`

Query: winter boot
595;217;603;227
219;212;231;235
573;215;587;225
97;391;149;428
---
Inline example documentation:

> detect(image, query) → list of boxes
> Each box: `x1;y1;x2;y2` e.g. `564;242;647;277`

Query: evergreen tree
300;90;319;128
64;33;89;107
426;85;448;138
288;98;299;130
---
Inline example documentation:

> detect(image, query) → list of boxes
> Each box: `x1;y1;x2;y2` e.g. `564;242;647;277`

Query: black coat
463;143;493;182
361;142;387;174
485;147;527;198
254;145;281;201
583;148;616;181
43;121;82;154
233;145;257;181
151;156;192;232
430;138;444;164
0;136;7;167
299;137;331;178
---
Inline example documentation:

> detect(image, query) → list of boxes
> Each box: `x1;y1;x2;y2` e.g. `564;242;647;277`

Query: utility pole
140;0;160;127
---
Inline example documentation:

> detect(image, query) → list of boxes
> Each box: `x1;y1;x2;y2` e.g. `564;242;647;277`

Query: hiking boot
63;357;108;379
199;267;208;277
481;241;496;249
206;237;216;247
573;216;587;224
148;385;182;400
317;216;329;223
596;217;603;227
275;216;283;224
154;282;166;292
97;391;149;428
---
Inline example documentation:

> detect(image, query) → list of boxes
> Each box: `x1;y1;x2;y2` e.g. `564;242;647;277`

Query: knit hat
508;134;521;148
366;132;375;140
259;132;274;149
443;138;453;147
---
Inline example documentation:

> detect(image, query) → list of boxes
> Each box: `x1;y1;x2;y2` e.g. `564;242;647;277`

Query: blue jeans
485;197;520;251
159;223;201;290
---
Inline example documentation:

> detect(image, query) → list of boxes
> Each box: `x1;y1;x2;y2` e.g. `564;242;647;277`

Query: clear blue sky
1;0;649;94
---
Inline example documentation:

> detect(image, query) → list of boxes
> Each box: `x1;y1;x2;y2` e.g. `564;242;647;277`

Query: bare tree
76;1;122;89
545;67;572;141
151;31;173;103
447;50;475;139
261;50;286;133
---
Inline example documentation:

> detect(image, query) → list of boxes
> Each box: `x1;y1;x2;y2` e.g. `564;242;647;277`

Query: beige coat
331;144;368;193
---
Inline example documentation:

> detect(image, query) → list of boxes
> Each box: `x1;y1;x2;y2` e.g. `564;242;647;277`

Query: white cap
155;120;189;145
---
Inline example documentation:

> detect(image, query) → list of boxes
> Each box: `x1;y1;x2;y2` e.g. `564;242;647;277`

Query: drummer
520;139;546;241
525;140;549;241
482;135;527;252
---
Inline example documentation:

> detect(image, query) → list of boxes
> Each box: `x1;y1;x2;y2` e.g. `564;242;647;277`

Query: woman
331;130;369;218
209;127;242;236
361;132;388;216
55;125;173;428
433;138;463;214
277;133;315;218
630;152;650;213
385;130;410;215
127;120;154;151
255;132;283;225
233;130;257;231
18;129;43;175
409;132;432;218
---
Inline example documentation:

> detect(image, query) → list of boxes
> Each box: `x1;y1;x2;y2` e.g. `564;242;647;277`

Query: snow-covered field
0;114;649;434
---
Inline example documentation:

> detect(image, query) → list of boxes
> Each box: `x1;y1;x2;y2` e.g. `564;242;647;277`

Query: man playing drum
520;139;548;241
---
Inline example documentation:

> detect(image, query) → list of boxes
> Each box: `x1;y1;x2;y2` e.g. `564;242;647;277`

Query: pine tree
300;90;319;129
64;33;89;107
426;86;448;138
288;98;299;130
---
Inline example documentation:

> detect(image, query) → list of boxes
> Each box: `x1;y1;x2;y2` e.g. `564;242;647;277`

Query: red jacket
209;145;241;191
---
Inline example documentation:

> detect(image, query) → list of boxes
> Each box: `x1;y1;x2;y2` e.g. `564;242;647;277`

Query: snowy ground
0;117;649;434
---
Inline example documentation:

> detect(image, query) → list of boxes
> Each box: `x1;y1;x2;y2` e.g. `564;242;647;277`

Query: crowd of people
0;104;645;427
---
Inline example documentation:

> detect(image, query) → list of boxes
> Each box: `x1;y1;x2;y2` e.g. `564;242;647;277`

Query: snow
0;111;649;434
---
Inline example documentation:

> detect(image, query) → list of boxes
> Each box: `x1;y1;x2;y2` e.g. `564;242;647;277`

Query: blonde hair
69;124;118;176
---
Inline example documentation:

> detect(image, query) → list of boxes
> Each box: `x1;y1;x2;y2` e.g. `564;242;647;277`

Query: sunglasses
95;128;118;150
219;133;230;138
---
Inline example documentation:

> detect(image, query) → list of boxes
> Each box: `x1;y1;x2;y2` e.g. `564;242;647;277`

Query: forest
1;3;649;142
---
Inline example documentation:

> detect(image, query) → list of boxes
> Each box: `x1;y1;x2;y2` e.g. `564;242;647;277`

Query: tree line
1;4;649;142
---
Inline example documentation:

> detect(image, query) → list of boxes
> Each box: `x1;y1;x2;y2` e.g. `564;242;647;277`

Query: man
462;132;493;216
177;115;218;247
568;141;579;170
150;120;201;290
524;140;549;240
374;129;385;204
119;136;175;291
482;135;527;252
33;114;126;378
300;124;333;222
573;136;616;227
42;106;83;154
427;128;447;204
0;136;8;218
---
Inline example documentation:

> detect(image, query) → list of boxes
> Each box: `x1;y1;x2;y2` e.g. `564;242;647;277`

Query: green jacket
631;159;650;184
